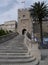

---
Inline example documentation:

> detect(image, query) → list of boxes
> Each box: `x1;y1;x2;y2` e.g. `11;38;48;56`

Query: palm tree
29;1;48;45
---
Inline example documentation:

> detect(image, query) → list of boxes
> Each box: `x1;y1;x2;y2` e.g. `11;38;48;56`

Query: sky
0;0;48;24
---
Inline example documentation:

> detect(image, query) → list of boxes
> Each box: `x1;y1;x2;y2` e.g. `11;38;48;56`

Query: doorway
22;29;26;35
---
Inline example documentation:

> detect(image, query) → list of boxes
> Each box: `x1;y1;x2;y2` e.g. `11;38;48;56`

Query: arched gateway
22;29;26;35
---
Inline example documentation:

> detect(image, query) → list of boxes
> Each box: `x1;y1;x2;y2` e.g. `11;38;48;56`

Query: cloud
0;0;24;24
0;0;10;7
0;0;48;24
25;0;48;8
0;0;18;7
0;0;18;14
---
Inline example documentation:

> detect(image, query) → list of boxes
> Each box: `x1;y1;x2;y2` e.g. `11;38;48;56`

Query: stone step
12;44;24;46
0;53;27;55
0;49;27;51
0;50;27;53
0;55;33;59
0;47;28;50
0;44;27;48
0;44;27;46
0;60;39;65
0;56;36;63
32;59;39;65
0;49;28;52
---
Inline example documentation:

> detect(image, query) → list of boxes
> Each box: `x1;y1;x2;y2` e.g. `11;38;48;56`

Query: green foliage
0;29;9;36
29;1;48;21
9;30;13;33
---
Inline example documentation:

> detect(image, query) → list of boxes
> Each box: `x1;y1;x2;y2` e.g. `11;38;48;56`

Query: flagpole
21;1;25;9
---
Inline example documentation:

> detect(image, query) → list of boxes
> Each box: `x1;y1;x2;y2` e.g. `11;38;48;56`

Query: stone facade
17;9;33;35
0;20;17;32
33;20;48;39
42;20;48;33
33;20;48;33
0;24;5;30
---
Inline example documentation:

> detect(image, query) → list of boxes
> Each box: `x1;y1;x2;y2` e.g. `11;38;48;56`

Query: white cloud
0;2;23;24
0;0;11;7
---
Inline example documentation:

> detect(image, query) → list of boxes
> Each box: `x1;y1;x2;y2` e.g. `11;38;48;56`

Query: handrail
24;32;41;61
24;31;32;55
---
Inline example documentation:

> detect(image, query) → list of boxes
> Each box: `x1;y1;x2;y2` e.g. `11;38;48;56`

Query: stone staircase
0;35;39;65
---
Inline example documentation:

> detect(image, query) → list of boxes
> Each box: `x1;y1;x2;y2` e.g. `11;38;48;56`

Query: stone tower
17;9;33;35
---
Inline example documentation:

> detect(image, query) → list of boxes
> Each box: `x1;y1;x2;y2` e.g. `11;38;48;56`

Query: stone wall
17;9;32;35
0;32;18;43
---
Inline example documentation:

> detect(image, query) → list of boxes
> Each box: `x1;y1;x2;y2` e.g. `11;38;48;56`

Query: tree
29;1;48;45
0;29;6;36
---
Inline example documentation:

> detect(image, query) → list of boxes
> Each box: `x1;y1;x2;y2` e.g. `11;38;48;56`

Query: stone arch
22;29;26;35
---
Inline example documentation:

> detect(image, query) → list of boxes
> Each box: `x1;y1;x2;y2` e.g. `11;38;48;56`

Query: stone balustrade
24;32;32;55
24;32;41;62
0;32;18;43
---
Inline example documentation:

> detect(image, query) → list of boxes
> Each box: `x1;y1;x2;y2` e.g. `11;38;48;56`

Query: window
23;15;25;17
